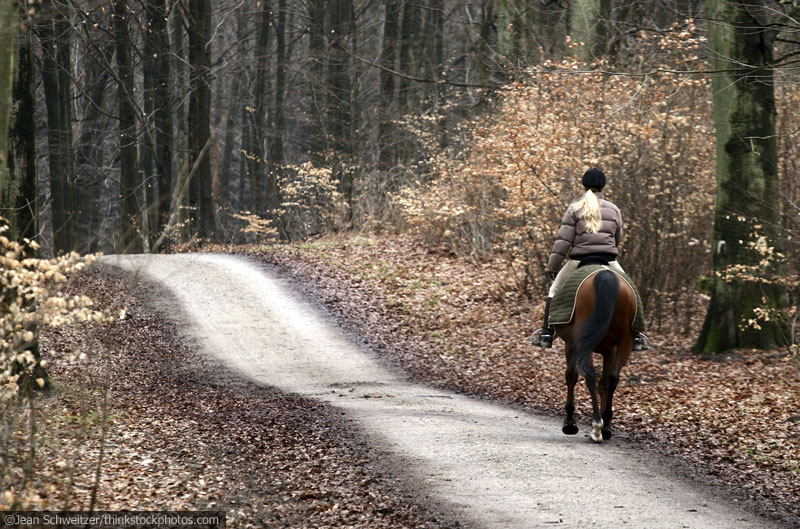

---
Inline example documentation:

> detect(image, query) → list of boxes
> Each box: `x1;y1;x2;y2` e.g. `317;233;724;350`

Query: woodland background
1;0;800;522
2;0;800;352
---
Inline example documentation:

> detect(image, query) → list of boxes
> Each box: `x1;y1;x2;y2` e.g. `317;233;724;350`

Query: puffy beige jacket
546;192;623;273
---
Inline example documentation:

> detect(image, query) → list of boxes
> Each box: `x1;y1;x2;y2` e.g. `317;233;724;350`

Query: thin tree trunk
0;1;17;207
268;0;287;217
327;0;354;221
113;0;142;252
239;103;251;213
377;0;400;173
8;20;37;242
144;0;173;250
251;0;271;217
55;11;77;249
38;2;75;254
308;0;327;165
218;76;237;214
431;0;446;148
187;0;214;239
171;4;188;239
398;0;417;114
142;5;157;249
75;35;113;253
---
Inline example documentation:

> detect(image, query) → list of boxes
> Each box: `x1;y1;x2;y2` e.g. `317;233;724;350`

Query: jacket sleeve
614;206;624;247
547;208;576;272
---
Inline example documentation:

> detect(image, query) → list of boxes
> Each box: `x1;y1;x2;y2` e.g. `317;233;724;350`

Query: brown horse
552;269;637;443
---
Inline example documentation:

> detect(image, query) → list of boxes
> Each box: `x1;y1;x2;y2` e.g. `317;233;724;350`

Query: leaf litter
239;233;800;528
33;265;464;529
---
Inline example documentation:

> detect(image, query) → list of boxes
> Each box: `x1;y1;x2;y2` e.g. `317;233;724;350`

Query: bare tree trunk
327;0;354;222
1;1;20;232
144;0;173;249
268;0;287;218
187;0;214;240
8;19;37;242
218;76;237;214
171;4;189;239
38;1;76;254
0;1;17;205
113;0;142;253
377;0;400;173
307;0;327;165
75;29;113;254
398;0;419;114
251;0;271;217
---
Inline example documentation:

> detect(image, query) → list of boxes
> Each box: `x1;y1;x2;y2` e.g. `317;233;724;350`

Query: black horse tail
569;270;620;380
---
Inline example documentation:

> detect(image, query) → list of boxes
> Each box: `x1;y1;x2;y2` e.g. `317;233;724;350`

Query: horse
552;269;637;443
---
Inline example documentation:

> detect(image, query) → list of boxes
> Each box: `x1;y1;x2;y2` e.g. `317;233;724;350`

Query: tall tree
171;4;189;236
75;11;113;253
144;0;173;248
8;13;37;242
0;1;20;228
250;0;270;216
38;0;76;253
268;0;287;216
694;0;787;353
2;3;48;392
113;0;142;252
187;0;214;239
327;0;354;218
377;0;400;173
307;0;327;165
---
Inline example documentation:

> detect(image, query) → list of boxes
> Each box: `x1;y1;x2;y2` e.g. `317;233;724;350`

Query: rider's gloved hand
547;271;557;282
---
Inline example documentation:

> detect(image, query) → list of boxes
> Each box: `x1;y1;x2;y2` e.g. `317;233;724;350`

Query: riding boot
530;297;555;348
633;332;651;351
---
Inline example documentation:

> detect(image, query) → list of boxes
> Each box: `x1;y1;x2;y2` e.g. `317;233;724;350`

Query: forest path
107;253;772;529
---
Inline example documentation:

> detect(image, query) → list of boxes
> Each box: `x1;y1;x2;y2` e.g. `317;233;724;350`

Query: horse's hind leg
584;364;604;443
563;347;579;435
599;352;620;441
563;361;579;435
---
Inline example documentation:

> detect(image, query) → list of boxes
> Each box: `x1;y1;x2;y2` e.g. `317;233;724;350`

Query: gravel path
107;253;775;529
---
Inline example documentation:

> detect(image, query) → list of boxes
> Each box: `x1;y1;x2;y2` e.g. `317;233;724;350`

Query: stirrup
529;328;554;348
633;333;651;351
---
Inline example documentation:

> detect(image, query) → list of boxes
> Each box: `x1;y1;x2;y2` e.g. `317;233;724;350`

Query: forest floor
25;266;462;528
230;233;800;527
14;232;798;527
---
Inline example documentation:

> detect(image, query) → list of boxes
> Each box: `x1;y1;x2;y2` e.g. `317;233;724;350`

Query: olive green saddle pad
548;264;646;332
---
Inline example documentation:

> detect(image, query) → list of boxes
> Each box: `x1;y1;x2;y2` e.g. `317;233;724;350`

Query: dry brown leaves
242;234;800;527
32;266;462;529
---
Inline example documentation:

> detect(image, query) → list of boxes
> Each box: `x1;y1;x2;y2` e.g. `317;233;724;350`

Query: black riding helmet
582;168;606;190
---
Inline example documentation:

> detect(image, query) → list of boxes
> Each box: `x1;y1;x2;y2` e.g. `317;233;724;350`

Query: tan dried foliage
1;222;115;509
397;23;715;315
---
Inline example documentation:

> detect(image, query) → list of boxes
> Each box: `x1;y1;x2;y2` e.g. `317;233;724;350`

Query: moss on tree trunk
694;0;787;353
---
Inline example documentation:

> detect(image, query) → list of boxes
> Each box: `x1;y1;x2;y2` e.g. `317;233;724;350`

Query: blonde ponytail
572;190;602;233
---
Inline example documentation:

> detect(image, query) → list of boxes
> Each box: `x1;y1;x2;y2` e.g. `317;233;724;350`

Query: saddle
548;265;646;332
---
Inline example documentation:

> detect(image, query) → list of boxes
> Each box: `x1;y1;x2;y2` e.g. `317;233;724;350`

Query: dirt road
107;253;776;529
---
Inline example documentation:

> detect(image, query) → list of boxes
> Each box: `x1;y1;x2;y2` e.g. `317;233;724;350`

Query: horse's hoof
602;429;613;441
589;419;604;443
562;423;579;435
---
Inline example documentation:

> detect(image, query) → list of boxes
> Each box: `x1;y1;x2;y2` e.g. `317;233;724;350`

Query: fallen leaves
28;266;462;529
245;233;800;527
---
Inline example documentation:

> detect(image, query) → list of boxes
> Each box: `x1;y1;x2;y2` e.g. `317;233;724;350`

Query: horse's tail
569;270;620;379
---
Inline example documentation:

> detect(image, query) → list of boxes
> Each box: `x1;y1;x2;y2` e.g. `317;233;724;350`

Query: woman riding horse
558;267;639;441
530;168;648;350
